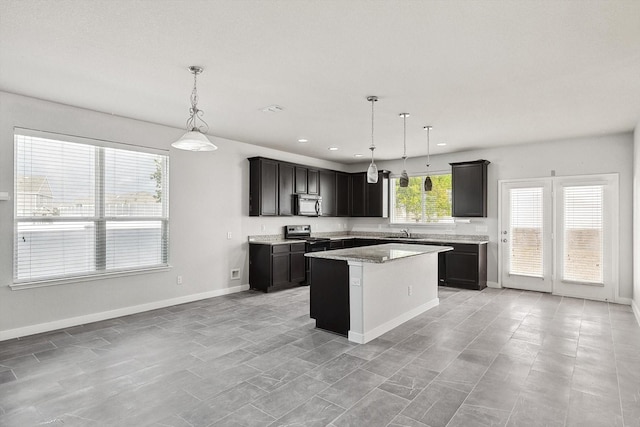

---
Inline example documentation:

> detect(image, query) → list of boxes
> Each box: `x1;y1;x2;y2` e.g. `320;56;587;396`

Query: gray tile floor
1;286;639;427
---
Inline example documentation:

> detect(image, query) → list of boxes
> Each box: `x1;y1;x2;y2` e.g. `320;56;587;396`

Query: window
14;130;169;284
509;187;544;277
562;185;603;284
390;174;453;224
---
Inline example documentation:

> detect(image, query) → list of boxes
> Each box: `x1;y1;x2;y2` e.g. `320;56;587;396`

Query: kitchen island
305;243;452;344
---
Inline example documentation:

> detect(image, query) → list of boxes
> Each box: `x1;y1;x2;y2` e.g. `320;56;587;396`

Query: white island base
347;252;440;344
306;244;452;344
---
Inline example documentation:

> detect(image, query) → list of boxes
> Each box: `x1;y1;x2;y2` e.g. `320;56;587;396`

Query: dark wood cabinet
349;173;366;217
249;242;307;292
344;238;487;290
336;172;350;217
307;169;319;195
249;157;389;218
450;160;490;217
366;172;389;217
349;171;389;217
442;243;487;290
309;258;350;335
319;170;336;216
249;157;278;216
295;167;308;194
278;163;295;216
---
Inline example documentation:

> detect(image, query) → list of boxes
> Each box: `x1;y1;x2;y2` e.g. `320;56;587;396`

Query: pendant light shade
366;96;379;184
172;130;217;151
172;66;218;152
399;113;410;188
424;125;433;192
424;175;433;191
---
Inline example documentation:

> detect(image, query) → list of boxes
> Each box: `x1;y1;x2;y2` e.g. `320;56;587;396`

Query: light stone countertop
248;234;489;245
304;243;453;263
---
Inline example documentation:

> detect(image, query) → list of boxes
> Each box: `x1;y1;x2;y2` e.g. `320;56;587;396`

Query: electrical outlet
177;275;183;285
408;285;413;296
227;232;232;240
350;278;361;287
230;269;240;280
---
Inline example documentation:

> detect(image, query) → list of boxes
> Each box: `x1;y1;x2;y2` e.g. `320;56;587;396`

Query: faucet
401;228;410;238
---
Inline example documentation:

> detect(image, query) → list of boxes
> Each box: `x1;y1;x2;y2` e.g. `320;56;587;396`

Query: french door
500;175;618;301
500;180;553;292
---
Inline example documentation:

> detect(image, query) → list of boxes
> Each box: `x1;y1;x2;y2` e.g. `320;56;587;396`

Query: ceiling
1;1;640;164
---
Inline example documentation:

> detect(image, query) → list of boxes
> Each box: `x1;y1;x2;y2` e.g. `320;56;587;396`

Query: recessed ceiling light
328;147;338;151
298;139;308;143
261;105;284;113
437;142;447;146
354;154;364;158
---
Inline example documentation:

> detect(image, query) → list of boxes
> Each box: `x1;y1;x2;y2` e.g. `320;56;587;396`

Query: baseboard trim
616;297;632;305
486;281;501;289
632;299;640;327
0;284;250;341
348;297;439;344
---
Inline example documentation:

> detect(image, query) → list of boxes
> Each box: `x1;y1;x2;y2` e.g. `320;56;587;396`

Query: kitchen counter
308;243;450;344
248;233;489;245
305;243;452;263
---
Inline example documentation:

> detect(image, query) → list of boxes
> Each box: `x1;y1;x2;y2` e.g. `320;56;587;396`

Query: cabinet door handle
502;239;508;243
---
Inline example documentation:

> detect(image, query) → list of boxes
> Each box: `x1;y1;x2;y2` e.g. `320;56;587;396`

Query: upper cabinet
450;160;490;217
307;169;319;195
350;171;389;217
249;157;278;216
278;163;295;216
319;170;336;216
248;157;389;218
336;172;350;217
294;167;308;194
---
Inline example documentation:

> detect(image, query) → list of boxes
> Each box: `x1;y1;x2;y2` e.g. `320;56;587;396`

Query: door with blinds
500;180;553;292
500;175;618;301
552;175;618;301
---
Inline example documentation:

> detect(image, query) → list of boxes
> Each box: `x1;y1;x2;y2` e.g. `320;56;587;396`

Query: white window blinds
14;131;169;283
509;187;543;277
562;185;603;284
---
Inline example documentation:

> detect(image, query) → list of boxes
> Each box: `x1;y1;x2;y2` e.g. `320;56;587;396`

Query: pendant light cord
402;114;407;168
425;126;432;168
370;97;375;163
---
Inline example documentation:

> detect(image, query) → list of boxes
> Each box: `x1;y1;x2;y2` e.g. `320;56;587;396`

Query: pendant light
172;66;218;152
399;113;410;187
424;125;433;191
366;96;379;184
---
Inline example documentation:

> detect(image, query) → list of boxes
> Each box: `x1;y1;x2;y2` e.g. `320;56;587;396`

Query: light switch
0;192;9;201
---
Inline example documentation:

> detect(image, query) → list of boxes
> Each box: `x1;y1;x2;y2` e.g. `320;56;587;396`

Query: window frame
12;128;170;290
389;171;454;227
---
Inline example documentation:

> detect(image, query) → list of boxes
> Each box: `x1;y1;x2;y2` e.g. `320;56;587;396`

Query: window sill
10;266;172;291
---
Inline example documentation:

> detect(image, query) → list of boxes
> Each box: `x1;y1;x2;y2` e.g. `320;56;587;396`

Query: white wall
0;91;349;339
349;132;634;300
633;120;640;321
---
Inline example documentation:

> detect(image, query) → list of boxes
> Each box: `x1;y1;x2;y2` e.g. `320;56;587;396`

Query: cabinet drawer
272;244;291;254
290;242;306;252
449;243;479;254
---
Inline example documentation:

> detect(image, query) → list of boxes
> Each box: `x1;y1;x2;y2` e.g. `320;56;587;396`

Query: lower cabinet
343;238;487;290
441;243;487;290
249;242;306;292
